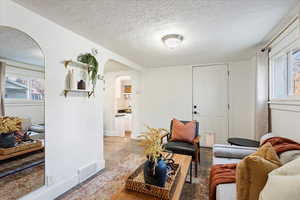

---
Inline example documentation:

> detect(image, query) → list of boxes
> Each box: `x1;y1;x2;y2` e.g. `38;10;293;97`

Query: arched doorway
103;59;140;138
114;75;133;137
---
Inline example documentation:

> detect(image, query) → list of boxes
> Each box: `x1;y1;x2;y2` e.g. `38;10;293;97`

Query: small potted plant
0;117;21;148
139;126;169;187
77;53;98;95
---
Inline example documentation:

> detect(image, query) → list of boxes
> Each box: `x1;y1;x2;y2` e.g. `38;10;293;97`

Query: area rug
0;151;44;178
0;164;44;200
0;151;45;200
58;137;212;200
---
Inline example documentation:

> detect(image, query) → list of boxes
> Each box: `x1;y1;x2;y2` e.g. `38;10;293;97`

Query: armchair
161;120;200;179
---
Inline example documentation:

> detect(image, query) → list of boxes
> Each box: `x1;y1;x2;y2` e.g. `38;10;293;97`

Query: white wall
0;1;143;199
140;66;193;130
139;61;256;141
228;59;256;139
271;105;300;142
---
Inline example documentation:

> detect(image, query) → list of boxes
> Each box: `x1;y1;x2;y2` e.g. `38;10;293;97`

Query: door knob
193;111;197;114
193;105;197;109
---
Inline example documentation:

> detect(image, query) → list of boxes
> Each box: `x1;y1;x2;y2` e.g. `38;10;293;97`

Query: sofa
212;134;300;200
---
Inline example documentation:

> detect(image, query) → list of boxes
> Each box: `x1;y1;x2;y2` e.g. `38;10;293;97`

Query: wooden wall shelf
64;60;92;73
64;89;93;97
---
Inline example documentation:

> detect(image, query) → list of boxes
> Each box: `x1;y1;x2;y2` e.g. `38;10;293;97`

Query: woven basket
0;140;43;155
125;162;181;200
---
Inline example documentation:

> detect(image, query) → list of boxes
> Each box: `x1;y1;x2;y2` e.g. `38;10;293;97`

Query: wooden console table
112;154;192;200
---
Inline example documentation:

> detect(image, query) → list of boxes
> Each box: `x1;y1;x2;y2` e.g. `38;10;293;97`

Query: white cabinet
124;114;132;131
115;114;132;136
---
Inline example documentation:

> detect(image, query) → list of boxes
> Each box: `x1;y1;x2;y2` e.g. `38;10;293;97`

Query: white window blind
270;54;288;98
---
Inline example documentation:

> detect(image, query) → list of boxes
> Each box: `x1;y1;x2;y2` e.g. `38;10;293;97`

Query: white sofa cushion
259;157;300;200
213;156;241;165
216;183;236;200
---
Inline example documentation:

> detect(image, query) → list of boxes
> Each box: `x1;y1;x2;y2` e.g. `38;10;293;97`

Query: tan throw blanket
209;163;237;200
262;137;300;155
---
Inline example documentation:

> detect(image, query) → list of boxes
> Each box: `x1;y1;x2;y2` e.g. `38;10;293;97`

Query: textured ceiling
104;60;130;73
0;26;44;66
13;0;298;67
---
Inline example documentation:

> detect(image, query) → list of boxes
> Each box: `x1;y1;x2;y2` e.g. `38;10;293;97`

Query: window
270;49;300;99
288;50;300;96
268;18;300;100
5;75;44;101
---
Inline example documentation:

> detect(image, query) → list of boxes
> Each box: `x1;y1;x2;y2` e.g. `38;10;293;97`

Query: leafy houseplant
77;53;99;95
139;126;169;187
0;117;21;148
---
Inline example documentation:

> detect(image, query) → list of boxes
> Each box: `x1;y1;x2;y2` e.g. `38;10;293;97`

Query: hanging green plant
77;53;99;96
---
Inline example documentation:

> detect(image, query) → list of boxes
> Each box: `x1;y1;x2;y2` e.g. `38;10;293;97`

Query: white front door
193;65;229;144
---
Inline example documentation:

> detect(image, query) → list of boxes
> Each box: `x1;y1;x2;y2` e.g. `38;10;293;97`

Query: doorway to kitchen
115;76;133;137
103;59;140;139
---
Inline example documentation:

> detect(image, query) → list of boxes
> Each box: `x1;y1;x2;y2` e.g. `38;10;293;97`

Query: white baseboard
97;159;105;171
19;159;105;200
19;175;78;200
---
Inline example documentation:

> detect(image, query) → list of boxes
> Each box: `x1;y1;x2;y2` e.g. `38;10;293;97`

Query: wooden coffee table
112;153;192;200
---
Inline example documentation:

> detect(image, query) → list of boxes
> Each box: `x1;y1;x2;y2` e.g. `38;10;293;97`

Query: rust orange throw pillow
171;119;196;144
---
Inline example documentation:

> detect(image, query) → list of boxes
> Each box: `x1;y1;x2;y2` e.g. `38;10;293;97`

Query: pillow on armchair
170;118;196;144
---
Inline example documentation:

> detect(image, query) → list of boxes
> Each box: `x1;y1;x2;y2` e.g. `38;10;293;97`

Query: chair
161;120;200;181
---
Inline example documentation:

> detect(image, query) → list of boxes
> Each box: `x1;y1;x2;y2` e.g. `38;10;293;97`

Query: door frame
192;64;230;143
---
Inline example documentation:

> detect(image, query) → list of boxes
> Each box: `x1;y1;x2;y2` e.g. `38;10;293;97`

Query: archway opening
114;75;133;137
103;59;139;139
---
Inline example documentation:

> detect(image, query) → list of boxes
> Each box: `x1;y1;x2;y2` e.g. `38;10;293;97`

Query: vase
69;69;76;90
143;159;167;187
77;80;86;90
0;133;16;148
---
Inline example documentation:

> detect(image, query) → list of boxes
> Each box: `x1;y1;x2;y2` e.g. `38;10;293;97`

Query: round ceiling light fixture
162;34;184;49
